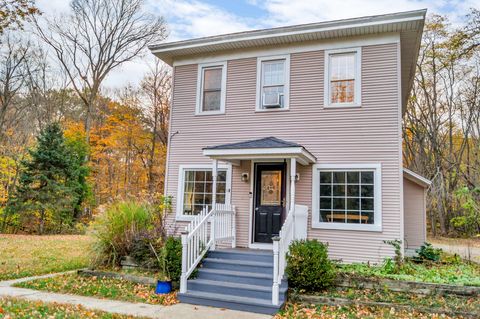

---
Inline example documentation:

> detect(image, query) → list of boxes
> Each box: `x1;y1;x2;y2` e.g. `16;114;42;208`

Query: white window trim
196;61;227;115
256;55;290;112
176;164;232;221
324;47;362;108
311;163;382;231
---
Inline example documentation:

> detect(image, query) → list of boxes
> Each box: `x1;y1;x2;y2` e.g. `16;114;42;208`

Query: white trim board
172;33;400;67
311;163;383;232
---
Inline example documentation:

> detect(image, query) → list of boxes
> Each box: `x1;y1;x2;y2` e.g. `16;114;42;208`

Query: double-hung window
325;48;361;107
196;62;227;114
312;164;381;231
176;165;231;220
257;55;290;110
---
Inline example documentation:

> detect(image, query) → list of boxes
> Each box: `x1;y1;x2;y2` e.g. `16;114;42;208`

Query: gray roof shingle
203;137;303;150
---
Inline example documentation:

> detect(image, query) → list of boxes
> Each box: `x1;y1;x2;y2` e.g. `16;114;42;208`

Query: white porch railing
272;204;308;305
180;203;236;293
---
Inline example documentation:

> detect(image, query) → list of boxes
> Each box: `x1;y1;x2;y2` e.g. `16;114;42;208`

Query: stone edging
337;274;480;296
299;294;480;319
77;269;157;286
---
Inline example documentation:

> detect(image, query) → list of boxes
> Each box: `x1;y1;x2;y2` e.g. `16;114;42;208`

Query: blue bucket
155;280;172;294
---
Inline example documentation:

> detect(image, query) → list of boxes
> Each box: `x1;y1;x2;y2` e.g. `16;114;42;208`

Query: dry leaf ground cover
14;273;178;306
0;235;93;281
275;303;467;319
312;287;480;314
0;297;141;319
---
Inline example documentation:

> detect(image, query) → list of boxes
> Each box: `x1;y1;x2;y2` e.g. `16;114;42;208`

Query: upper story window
196;62;227;115
324;48;361;108
256;55;290;111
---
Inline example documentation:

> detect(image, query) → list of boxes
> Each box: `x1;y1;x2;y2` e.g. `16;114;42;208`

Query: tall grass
89;201;159;267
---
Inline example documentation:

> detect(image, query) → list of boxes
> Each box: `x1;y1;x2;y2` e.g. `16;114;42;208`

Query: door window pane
260;170;282;206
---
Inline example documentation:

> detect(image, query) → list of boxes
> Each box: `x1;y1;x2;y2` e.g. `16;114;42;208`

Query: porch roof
202;137;316;165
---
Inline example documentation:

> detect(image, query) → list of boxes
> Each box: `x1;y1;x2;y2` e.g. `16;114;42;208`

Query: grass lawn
275;303;466;319
14;273;177;306
339;257;480;286
0;297;140;319
0;235;93;281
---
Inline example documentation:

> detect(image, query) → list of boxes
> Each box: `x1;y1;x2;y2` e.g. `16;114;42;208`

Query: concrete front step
202;258;273;274
197;268;274;286
187;278;288;301
178;290;284;315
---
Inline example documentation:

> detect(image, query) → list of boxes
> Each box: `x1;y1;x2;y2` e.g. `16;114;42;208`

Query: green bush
163;237;182;282
415;242;442;262
90;200;158;267
286;239;336;292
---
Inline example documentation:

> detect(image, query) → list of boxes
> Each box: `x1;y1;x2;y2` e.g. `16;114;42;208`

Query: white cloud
146;0;261;41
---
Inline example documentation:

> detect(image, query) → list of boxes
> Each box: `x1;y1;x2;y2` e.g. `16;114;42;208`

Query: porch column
290;158;296;213
212;159;218;209
210;159;218;251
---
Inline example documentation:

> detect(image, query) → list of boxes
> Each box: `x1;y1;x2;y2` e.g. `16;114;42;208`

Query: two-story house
149;9;430;314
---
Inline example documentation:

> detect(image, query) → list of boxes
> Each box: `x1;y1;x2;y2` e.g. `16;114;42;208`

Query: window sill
195;111;225;116
254;107;290;113
324;103;362;109
311;222;382;232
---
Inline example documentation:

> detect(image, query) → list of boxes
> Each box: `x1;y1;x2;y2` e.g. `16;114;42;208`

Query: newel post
180;231;188;293
272;236;280;305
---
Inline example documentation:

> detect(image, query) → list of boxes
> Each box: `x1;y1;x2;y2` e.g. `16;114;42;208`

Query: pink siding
165;43;402;263
403;178;426;249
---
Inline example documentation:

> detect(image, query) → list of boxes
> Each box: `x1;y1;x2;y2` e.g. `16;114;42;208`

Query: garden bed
78;269;157;286
13;273;177;306
338;257;480;287
298;286;480;319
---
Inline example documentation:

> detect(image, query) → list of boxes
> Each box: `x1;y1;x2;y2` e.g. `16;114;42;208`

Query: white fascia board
150;10;425;55
403;168;431;188
203;147;316;165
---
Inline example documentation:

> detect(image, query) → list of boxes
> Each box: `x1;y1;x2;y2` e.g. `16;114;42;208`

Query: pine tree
6;123;89;234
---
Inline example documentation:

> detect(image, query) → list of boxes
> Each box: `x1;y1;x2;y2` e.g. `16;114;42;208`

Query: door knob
255;207;259;211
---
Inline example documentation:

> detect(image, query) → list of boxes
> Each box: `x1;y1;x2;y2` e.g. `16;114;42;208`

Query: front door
254;163;286;243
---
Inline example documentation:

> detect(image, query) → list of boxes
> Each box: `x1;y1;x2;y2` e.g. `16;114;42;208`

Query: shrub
90;200;159;267
163;237;182;282
285;239;336;292
415;242;442;262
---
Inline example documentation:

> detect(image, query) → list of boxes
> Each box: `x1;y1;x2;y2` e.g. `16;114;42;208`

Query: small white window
196;62;227;115
312;164;381;231
256;55;290;111
176;165;231;220
324;48;361;107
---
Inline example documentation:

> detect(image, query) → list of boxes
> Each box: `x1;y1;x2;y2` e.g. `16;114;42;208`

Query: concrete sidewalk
0;273;270;319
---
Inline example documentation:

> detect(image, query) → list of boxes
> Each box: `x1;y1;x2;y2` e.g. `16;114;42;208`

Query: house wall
165;41;402;263
403;178;426;249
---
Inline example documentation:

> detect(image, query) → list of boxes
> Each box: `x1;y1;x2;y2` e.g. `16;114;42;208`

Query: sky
36;0;480;89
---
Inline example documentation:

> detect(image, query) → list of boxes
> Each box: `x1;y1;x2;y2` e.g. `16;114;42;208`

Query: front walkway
0;273;271;319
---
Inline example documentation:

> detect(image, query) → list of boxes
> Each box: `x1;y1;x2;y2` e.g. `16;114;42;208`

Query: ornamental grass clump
286;239;337;292
90;200;159;267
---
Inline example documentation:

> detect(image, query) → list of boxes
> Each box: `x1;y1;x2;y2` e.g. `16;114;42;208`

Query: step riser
197;271;273;286
188;281;287;301
178;295;281;315
203;260;273;274
208;251;273;263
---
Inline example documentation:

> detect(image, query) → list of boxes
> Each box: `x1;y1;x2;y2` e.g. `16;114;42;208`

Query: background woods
0;0;171;233
0;1;479;239
404;10;480;237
